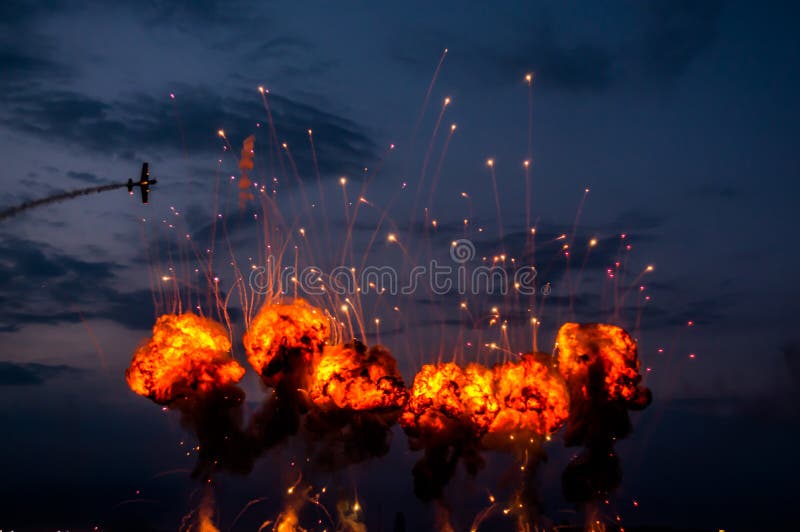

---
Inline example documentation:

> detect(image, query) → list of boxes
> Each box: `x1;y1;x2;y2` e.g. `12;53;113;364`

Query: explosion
401;362;498;444
556;322;650;408
555;323;652;514
126;313;245;404
243;299;330;386
309;340;407;411
486;353;570;445
401;354;569;447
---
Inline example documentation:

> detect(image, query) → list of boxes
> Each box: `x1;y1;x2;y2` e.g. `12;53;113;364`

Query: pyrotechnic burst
120;48;662;531
126;313;245;404
556;323;651;409
402;362;498;445
487;353;570;445
309;340;406;412
555;323;652;523
243;299;330;387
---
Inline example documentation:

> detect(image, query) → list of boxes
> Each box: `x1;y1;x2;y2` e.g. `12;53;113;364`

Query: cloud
634;0;725;82
0;361;82;386
1;84;377;177
390;2;723;92
689;182;741;200
0;236;154;332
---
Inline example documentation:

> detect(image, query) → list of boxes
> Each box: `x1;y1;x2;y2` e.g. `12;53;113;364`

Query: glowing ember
243;299;330;386
309;341;407;411
126;313;245;404
556;322;650;407
487;353;569;443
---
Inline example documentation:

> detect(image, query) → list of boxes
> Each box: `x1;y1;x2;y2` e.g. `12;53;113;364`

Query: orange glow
309;342;406;411
556;323;650;407
243;299;329;386
125;313;245;404
401;354;569;446
488;353;569;441
401;362;498;441
274;509;301;532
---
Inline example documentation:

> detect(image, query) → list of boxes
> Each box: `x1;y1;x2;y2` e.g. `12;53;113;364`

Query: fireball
309;341;407;411
487;353;570;443
243;299;330;386
556;322;650;408
126;313;245;404
401;362;499;442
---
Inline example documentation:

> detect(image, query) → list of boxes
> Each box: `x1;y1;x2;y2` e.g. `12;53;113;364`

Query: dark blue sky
1;1;799;530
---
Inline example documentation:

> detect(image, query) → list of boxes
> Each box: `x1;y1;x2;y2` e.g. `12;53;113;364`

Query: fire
487;353;569;443
309;341;407;411
556;322;650;407
274;509;305;532
402;354;570;447
126;313;245;404
401;362;499;442
243;299;330;386
196;504;219;532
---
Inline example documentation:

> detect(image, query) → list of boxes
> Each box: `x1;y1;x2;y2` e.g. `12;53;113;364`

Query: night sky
1;1;799;531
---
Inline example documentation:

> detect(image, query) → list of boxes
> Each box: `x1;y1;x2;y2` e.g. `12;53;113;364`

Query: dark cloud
0;0;62;28
690;182;741;200
1;85;377;177
0;361;82;386
0;48;62;82
635;0;725;82
391;23;614;92
391;2;723;92
0;236;155;332
607;209;669;232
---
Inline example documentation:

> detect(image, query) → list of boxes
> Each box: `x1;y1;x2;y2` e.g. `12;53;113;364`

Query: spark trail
0;182;128;222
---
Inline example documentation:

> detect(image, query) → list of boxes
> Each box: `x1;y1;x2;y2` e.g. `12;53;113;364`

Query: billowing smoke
128;301;651;529
304;340;407;470
399;355;570;529
555;322;652;521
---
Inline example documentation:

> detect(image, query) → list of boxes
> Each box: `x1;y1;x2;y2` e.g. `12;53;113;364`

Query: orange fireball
487;353;569;443
243;299;329;386
309;341;407;411
401;362;498;442
556;322;650;408
126;313;245;404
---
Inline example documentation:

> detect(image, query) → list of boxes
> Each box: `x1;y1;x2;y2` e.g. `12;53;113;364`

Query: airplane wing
140;186;149;204
140;162;149;182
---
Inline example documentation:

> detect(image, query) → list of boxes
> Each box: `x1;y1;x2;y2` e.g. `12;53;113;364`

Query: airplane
127;162;157;204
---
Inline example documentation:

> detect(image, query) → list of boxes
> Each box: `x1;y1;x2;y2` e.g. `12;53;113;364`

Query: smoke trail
0;183;127;221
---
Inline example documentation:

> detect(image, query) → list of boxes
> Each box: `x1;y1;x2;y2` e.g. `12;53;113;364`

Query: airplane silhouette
127;162;157;204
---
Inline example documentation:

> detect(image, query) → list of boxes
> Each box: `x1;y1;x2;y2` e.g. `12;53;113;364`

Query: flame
238;135;256;208
309;341;407;411
126;313;245;404
487;353;569;442
196;503;220;532
274;509;305;532
556;322;650;407
243;299;330;386
402;354;569;446
401;362;499;442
